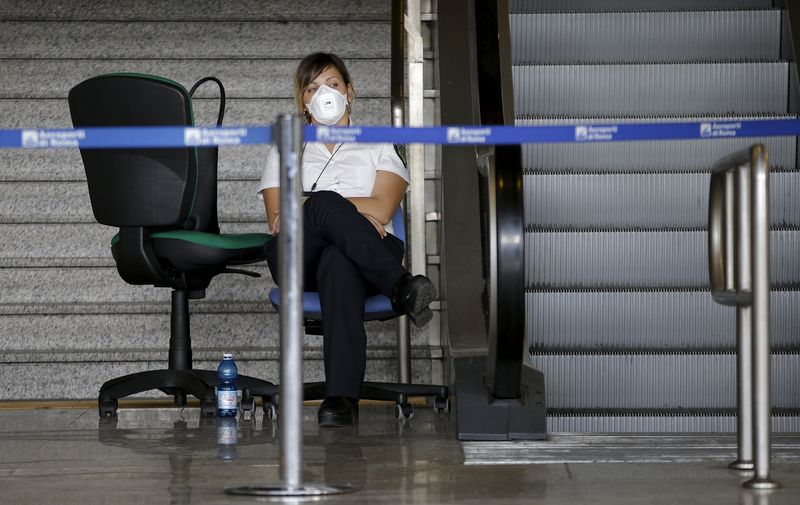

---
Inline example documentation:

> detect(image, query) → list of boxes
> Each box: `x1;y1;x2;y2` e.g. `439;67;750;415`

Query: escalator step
527;290;800;351
511;10;780;64
526;230;800;289
513;63;787;117
509;0;773;13
524;172;800;230
529;353;800;409
547;408;800;433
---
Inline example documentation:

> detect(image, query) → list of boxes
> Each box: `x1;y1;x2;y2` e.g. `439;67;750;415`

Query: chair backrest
391;205;405;243
68;73;219;233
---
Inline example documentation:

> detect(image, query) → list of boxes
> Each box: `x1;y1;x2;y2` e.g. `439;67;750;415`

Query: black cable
189;77;225;126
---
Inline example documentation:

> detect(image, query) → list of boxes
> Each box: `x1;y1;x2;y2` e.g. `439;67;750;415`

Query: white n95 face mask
306;84;349;126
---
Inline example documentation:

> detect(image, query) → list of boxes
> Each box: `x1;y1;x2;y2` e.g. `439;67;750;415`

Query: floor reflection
0;407;796;505
97;412;275;504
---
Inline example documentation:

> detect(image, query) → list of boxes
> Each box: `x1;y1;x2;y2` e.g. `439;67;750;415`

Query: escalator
439;0;800;437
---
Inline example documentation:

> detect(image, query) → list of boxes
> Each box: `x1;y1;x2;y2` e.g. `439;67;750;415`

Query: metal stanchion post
744;146;779;490
710;145;779;490
732;304;755;471
226;115;353;497
278;112;305;491
731;163;754;472
391;0;412;384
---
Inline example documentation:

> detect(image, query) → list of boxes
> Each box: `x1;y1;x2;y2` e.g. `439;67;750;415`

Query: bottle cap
223;353;233;360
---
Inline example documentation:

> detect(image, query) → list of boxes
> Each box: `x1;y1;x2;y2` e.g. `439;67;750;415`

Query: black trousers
264;191;407;398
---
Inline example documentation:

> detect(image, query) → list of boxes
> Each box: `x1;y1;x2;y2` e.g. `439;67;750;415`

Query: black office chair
68;73;274;417
242;206;449;420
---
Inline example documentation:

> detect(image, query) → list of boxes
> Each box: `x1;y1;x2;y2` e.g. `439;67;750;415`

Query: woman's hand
262;187;281;236
270;210;280;235
360;212;386;238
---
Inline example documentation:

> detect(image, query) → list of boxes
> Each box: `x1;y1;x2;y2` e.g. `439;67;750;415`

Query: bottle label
217;389;238;410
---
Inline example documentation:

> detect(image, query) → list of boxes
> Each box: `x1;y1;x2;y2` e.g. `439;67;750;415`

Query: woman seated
259;52;436;427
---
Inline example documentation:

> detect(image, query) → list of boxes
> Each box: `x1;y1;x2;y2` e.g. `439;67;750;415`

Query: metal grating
547;410;800;433
510;10;780;64
526;230;800;289
524;172;800;230
526;290;800;351
528;354;800;408
513;63;788;117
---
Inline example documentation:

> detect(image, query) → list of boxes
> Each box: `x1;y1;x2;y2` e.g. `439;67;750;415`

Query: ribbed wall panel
526;291;800;350
528;354;800;408
509;0;773;13
526;231;800;288
517;116;796;172
513;63;788;117
548;413;800;433
510;11;780;64
525;173;800;229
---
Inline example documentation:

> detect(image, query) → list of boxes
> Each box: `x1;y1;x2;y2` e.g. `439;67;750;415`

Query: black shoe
318;396;359;427
391;274;437;327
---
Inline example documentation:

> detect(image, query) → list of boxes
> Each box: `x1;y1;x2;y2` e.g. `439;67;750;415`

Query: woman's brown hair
293;52;354;123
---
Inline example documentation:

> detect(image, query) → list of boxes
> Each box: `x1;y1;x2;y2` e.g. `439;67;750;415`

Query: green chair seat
112;231;271;250
151;230;271;250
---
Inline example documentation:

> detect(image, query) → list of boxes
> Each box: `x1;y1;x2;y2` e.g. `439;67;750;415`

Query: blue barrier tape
0;126;271;149
1;119;799;149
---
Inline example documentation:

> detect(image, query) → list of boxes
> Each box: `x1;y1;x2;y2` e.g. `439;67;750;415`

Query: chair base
97;369;274;418
242;381;449;421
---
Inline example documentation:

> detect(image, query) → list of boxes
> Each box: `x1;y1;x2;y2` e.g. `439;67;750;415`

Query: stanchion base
225;484;355;497
729;460;755;471
743;478;780;490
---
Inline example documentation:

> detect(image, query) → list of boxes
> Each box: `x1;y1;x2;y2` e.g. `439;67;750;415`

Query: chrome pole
226;116;353;497
731;163;754;472
709;145;778;490
404;0;425;384
744;145;779;490
732;304;755;471
278;113;304;490
392;0;411;384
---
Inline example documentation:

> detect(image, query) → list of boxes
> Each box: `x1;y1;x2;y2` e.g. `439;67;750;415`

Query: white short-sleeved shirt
257;140;409;197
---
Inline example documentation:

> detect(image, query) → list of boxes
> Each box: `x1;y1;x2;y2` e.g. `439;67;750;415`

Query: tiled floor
0;405;799;504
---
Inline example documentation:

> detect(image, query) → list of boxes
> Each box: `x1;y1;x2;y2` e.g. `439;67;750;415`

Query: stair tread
0;0;392;21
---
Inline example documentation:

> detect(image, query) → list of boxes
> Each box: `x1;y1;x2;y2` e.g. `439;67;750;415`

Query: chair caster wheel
264;403;277;420
98;398;118;418
200;399;217;418
240;396;255;420
434;397;450;413
395;403;414;420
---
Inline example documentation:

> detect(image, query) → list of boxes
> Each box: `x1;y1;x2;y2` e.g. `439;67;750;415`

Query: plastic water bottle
217;353;238;417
